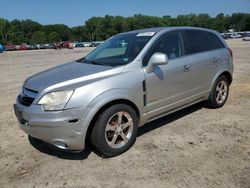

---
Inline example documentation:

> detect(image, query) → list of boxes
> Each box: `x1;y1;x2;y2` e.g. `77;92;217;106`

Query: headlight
38;90;74;111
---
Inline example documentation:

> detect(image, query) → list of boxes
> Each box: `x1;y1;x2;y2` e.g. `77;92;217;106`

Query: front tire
91;104;138;157
206;75;230;108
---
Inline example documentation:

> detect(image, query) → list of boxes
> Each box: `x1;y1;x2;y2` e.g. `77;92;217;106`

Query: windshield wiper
91;61;112;66
77;57;113;66
76;57;85;63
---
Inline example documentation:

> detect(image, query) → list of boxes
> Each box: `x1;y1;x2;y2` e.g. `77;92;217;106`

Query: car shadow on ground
29;102;203;160
138;102;203;137
28;135;94;160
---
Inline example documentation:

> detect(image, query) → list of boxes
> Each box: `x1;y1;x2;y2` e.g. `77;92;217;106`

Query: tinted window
183;30;210;54
143;31;184;66
206;32;225;49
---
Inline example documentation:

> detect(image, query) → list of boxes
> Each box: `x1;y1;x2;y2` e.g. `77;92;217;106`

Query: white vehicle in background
74;42;92;48
90;41;104;47
83;42;92;47
230;33;241;39
242;33;250;41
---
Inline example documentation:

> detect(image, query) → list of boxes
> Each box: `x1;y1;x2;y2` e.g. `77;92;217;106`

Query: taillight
227;48;233;59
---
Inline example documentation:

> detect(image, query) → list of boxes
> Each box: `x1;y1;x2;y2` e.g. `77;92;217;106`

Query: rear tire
206;76;229;108
91;104;138;157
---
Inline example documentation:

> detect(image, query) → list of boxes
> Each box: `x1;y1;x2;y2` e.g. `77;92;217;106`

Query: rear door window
183;30;211;54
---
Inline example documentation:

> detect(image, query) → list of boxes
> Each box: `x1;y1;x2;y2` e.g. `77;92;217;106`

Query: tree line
0;13;250;44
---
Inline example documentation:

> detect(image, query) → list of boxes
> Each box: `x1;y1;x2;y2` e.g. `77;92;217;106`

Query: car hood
24;61;118;93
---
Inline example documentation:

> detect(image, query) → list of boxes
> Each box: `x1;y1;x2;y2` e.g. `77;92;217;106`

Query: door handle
183;64;191;72
210;57;219;63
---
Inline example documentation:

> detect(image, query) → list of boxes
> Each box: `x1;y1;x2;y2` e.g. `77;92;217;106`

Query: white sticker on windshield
136;32;155;37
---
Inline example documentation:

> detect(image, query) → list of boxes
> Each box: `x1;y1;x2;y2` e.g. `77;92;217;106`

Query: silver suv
14;27;233;157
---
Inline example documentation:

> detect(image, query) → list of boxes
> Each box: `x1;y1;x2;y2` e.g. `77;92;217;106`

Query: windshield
81;33;154;66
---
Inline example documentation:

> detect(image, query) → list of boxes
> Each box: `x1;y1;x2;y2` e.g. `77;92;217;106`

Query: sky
0;0;250;27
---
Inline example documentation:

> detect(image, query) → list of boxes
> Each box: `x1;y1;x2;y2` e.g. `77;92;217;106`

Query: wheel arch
85;98;141;143
219;71;233;85
210;70;233;90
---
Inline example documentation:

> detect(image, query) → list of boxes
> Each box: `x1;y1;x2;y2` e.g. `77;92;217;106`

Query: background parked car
242;33;250;41
221;33;231;39
39;44;47;49
56;42;64;49
56;41;73;49
75;42;92;47
90;41;103;47
5;43;17;51
18;43;28;50
83;42;92;47
0;44;5;53
62;41;73;49
230;33;241;38
75;42;85;48
47;43;57;49
28;44;39;50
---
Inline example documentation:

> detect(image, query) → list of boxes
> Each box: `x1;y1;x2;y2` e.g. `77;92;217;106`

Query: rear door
182;30;219;92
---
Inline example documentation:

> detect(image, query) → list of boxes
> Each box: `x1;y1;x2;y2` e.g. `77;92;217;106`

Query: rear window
183;30;225;55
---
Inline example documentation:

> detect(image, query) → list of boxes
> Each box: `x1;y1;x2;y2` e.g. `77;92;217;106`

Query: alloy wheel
105;111;134;149
215;80;228;104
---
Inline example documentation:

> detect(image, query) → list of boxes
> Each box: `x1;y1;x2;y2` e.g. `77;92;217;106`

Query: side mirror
146;52;168;73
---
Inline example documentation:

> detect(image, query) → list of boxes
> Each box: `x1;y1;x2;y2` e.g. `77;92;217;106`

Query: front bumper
13;101;90;151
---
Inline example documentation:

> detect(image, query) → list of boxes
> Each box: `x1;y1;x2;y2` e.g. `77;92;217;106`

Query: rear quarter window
206;32;225;50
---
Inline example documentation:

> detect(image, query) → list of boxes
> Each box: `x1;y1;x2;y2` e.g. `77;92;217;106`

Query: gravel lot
0;40;249;188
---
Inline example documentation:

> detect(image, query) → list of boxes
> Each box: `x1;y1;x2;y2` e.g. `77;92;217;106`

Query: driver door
144;31;197;120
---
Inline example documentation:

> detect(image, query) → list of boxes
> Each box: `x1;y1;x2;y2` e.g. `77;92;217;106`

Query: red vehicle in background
62;41;72;49
18;43;28;50
56;41;73;49
5;43;17;51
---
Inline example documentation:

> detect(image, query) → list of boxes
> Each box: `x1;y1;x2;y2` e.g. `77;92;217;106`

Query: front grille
18;95;35;106
18;87;38;106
